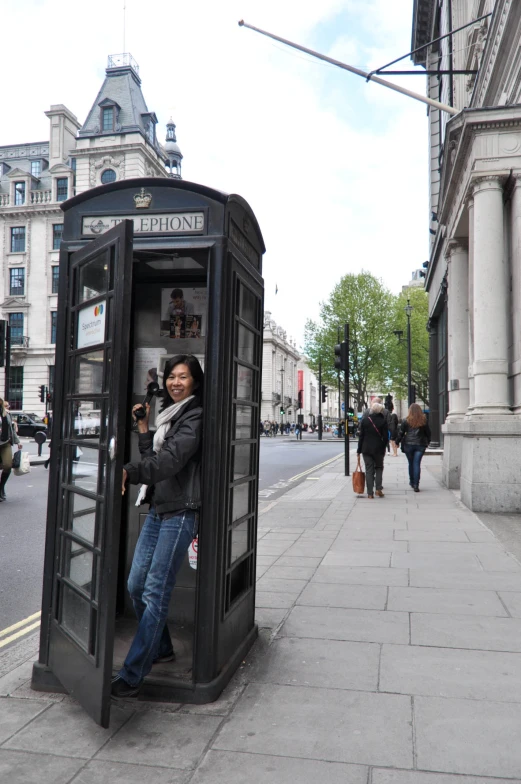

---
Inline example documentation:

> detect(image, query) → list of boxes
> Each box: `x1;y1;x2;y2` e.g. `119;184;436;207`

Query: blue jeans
119;507;197;687
404;444;426;488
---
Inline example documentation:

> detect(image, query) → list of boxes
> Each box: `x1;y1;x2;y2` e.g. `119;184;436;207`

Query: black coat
124;397;203;515
357;412;389;456
397;418;431;447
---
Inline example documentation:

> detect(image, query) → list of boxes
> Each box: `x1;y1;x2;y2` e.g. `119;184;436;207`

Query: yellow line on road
0;611;41;639
288;453;343;483
0;621;41;649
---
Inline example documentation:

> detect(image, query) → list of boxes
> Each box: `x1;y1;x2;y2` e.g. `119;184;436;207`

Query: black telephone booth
31;178;265;727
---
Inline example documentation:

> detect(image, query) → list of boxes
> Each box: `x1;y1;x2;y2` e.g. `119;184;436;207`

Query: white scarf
135;395;194;506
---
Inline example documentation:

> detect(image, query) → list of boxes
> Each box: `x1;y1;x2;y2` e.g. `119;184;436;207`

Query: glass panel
237;324;255;365
75;351;104;395
72;510;96;545
61;584;90;649
71;401;102;443
235;405;253;440
233;444;251;480
231;519;250;563
77;250;109;303
240;285;257;326
70;446;102;494
232;481;249;522
64;538;94;594
236;364;253;400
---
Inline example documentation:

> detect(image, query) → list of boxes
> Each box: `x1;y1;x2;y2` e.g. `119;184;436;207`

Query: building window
100;169;116;184
8;367;23;410
10;226;26;253
31;160;41;178
52;266;60;294
9;268;25;296
56;178;68;202
51;311;58;344
9;313;24;345
102;107;114;131
14;181;26;206
52;223;63;249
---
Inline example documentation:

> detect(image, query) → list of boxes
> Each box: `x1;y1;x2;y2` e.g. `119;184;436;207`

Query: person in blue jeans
396;403;431;492
112;354;203;699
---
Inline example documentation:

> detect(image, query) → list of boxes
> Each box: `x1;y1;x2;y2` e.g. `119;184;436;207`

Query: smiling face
166;363;195;403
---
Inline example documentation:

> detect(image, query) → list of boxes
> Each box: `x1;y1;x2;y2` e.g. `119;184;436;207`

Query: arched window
101;169;116;184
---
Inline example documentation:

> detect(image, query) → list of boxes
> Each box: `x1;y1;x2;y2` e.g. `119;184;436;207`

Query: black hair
161;354;204;410
171;288;184;299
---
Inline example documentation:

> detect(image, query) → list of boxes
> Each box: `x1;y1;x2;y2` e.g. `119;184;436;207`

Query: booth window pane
240;285;258;326
71;401;103;443
77;250;109;303
236;364;253;400
75;351;104;394
71;509;96;545
64;538;94;596
235;404;253;439
232;482;250;522
237;324;255;365
228;558;251;606
69;446;102;494
231;519;250;563
61;584;90;650
233;444;252;480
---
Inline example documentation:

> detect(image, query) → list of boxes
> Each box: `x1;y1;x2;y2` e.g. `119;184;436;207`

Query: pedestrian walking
0;398;22;501
356;401;388;499
396;403;431;492
389;410;399;456
112;354;203;699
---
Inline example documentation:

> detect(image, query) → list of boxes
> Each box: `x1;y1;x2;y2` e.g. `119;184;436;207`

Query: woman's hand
132;403;150;433
18;443;23;450
122;468;128;496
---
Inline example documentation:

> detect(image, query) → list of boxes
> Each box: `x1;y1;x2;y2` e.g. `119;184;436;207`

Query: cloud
2;0;428;346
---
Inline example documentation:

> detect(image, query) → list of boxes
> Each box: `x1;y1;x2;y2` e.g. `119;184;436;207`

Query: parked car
10;412;48;438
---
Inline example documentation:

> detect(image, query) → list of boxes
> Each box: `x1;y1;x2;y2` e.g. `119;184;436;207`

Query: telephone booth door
38;221;133;727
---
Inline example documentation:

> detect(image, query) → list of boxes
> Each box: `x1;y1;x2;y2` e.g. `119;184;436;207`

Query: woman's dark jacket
357;412;389;456
124;398;202;515
396;418;431;448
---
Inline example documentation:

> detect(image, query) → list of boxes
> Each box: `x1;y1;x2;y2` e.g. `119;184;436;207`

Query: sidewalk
2;454;521;783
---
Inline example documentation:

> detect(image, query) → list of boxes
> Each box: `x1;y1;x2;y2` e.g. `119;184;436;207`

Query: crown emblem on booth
134;188;152;209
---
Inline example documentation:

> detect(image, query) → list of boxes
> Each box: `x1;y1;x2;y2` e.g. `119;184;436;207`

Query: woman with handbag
0;398;22;501
396;403;431;492
356;402;389;499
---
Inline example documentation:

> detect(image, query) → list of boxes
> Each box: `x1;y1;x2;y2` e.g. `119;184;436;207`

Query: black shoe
111;676;140;699
0;490;6;501
413;486;420;492
153;651;176;664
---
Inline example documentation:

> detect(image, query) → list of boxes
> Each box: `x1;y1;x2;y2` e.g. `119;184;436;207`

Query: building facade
412;0;521;511
0;54;178;413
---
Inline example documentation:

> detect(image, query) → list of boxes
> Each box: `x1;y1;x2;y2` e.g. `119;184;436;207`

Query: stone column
469;175;511;416
467;196;475;411
427;321;440;447
511;174;521;415
445;239;469;419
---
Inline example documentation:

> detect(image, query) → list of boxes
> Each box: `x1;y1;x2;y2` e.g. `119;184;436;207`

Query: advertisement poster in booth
160;287;208;338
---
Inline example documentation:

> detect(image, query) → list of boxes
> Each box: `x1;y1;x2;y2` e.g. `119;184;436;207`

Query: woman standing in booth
112;354;203;699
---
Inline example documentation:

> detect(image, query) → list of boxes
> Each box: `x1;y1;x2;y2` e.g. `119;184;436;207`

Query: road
0;434;353;653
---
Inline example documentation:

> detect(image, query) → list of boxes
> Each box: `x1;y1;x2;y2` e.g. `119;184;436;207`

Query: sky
3;0;429;348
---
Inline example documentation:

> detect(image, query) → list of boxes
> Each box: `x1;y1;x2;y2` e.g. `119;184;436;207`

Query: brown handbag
352;455;366;495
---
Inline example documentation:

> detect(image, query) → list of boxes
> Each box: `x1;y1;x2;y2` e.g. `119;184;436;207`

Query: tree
304;271;395;411
388;287;430;407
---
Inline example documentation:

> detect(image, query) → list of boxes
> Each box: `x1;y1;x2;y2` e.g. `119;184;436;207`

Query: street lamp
393;298;414;408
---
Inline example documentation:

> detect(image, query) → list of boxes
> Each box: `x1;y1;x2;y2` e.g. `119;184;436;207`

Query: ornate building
412;0;521;511
0;54;182;412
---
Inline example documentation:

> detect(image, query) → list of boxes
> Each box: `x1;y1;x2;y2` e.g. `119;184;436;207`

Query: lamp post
404;298;413;407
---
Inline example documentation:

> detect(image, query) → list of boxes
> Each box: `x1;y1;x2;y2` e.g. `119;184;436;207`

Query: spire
164;117;183;179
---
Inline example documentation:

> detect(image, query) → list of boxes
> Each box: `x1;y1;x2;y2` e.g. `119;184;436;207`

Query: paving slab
335;528;397;540
372;769;521;784
72;759;190;783
391;553;481;571
254;608;287;628
255;592;298;609
387;586;508;616
190;750;368;784
330;539;408;552
409;568;521;591
414;694;521;777
498;591;521;617
275;555;323;567
408;541;510;555
249;636;380;691
394;530;470;542
476;552;521;571
411;612;521;652
313;565;409;586
213;682;413;768
282;541;335;557
3;701;131;758
0;698;49;744
321;551;392;567
0;749;83;784
255;577;307;594
263;565;317;580
282;605;409;644
297;582;387;611
380;643;521;701
96;711;222;769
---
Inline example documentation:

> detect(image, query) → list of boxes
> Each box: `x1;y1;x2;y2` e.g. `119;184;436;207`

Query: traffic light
39;385;46;403
280;407;284;415
0;320;5;367
321;384;327;403
384;394;393;411
298;390;303;409
334;341;348;372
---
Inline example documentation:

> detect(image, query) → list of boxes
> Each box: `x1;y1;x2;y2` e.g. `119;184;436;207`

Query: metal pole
407;310;412;408
238;20;459;116
344;323;350;477
318;361;323;441
4;325;11;403
337;325;342;438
